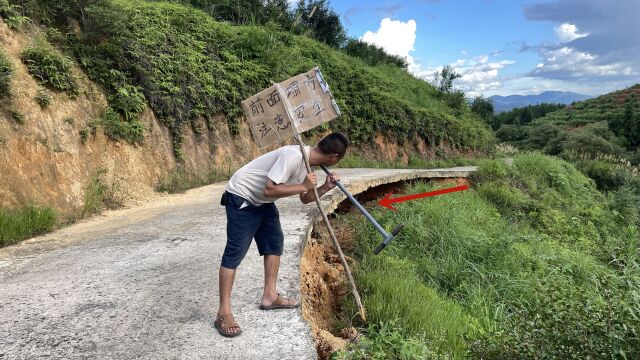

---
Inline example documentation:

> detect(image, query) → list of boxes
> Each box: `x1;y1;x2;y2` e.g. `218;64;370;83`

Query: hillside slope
0;0;493;218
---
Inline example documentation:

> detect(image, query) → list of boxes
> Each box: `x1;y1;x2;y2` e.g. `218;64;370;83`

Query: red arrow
378;185;469;211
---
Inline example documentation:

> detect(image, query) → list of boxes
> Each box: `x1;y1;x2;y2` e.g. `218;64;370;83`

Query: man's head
316;132;349;166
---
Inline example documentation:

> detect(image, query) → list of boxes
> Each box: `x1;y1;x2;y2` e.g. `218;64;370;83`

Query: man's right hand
303;173;318;191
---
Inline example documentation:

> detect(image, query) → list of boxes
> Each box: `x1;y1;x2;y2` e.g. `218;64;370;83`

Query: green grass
338;153;640;359
0;205;57;247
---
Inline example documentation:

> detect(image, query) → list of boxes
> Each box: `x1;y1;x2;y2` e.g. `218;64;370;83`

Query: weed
339;154;639;358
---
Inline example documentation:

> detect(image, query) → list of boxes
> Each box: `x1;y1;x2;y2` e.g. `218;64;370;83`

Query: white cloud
360;18;517;97
409;56;516;97
360;18;417;65
554;23;588;42
531;46;636;79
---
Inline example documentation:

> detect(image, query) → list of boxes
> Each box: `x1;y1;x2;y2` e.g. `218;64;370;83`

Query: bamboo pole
294;135;366;321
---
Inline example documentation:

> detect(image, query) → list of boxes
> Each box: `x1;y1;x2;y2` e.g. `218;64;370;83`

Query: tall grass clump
0;205;57;247
338;154;640;358
81;169;129;217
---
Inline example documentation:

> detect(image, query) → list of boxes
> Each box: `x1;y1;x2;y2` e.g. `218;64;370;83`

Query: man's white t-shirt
225;145;311;205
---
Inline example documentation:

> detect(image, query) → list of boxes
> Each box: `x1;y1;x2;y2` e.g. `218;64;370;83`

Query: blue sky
327;0;640;97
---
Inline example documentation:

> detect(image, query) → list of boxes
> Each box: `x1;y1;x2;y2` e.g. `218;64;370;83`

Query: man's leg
260;255;298;306
218;266;240;334
261;255;279;305
217;192;264;334
256;203;298;307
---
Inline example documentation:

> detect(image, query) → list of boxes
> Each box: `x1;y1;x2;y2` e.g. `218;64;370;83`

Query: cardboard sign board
241;67;341;148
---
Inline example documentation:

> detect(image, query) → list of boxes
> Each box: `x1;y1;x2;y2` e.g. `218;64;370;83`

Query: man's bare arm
299;184;331;204
263;173;317;199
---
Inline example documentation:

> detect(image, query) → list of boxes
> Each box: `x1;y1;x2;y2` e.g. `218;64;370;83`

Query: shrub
495;124;526;142
34;88;52;108
60;0;492;160
11;110;24;124
564;132;624;156
108;84;146;122
519;122;560;150
0;205;57;247
0;0;29;29
20;40;78;94
0;49;12;98
100;107;145;144
577;160;627;192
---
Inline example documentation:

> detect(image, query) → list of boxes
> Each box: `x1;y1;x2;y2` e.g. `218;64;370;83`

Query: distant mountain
490;91;592;113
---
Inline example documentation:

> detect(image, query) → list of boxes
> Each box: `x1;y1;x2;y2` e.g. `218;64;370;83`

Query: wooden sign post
241;68;365;321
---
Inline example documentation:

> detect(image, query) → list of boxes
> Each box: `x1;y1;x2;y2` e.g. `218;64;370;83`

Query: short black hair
318;132;349;158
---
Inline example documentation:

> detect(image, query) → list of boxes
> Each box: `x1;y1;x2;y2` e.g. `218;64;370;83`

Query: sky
325;0;640;97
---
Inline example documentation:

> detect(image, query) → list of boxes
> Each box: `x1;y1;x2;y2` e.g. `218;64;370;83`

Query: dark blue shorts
221;191;284;269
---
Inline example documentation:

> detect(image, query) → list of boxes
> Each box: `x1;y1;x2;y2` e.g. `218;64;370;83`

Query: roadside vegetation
0;205;56;247
337;153;640;359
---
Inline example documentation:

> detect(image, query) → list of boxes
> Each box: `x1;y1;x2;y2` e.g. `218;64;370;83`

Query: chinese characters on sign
241;68;341;147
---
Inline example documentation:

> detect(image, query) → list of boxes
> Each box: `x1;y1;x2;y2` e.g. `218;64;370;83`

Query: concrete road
0;167;475;360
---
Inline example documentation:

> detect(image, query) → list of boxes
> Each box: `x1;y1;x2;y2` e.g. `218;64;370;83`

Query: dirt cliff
0;20;264;214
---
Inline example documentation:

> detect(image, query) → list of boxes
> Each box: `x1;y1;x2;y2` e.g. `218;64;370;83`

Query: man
215;132;349;337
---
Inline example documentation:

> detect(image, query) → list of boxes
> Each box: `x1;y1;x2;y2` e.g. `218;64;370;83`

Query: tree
433;65;461;94
623;94;640;148
294;0;346;48
471;95;494;121
521;106;534;124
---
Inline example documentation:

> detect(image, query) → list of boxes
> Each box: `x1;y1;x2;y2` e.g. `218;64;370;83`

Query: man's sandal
259;293;300;310
214;313;242;337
